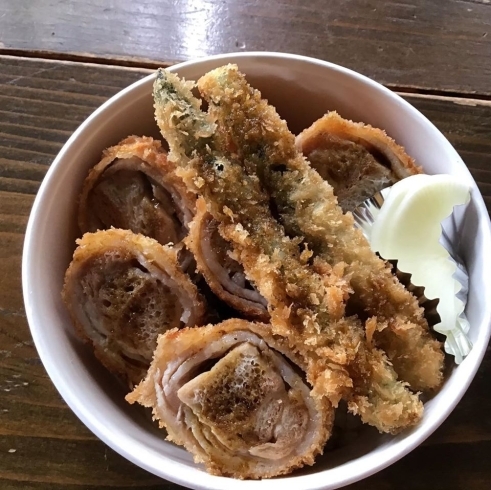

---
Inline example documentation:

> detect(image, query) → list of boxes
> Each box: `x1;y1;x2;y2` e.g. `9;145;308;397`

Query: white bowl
22;52;491;490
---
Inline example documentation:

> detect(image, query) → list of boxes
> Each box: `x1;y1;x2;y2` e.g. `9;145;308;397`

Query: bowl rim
22;51;491;490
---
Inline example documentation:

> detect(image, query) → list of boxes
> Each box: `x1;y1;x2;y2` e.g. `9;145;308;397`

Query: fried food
153;68;423;434
296;112;421;211
59;66;454;481
197;64;443;392
186;199;269;321
62;228;206;386
153;68;353;396
78;135;195;246
126;319;332;479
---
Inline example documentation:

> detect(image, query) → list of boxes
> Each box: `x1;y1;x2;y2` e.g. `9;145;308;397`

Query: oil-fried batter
185;199;269;321
153;69;423;434
62;228;206;387
197;64;444;392
153;69;355;399
79;135;195;244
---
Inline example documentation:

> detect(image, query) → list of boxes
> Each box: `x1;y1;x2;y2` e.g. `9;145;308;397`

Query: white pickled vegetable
370;174;471;363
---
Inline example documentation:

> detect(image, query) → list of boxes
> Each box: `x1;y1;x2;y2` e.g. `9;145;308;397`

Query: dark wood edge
2;48;491;102
0;48;175;70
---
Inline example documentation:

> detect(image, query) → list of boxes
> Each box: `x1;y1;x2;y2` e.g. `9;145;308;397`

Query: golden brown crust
59;68;444;481
197;65;443;393
127;319;333;479
62;228;207;387
153;69;358;394
152;67;424;437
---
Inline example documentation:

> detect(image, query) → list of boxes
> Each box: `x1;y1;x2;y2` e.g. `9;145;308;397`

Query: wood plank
1;0;491;95
0;57;490;489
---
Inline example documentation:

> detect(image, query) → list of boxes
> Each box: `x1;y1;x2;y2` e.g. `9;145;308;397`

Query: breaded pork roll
126;319;332;479
62;229;206;386
78;136;195;246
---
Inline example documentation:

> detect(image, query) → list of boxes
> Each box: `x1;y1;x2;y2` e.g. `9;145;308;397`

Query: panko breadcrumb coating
295;111;421;212
197;64;444;392
185;199;269;321
61;66;448;481
153;68;355;399
78;135;195;245
153;68;423;440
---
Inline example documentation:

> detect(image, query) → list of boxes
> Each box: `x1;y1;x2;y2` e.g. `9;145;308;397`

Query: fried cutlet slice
78;135;196;246
197;64;444;394
296;112;421;211
127;319;333;479
185;199;269;321
62;228;206;387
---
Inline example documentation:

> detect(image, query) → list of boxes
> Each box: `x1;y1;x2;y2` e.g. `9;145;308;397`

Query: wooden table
0;1;490;488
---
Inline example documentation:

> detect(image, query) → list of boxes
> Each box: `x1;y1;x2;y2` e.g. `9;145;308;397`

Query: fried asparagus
153;69;354;390
197;64;444;392
153;69;423;433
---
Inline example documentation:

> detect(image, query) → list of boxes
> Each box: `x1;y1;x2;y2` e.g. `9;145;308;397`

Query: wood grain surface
0;55;490;489
1;0;491;95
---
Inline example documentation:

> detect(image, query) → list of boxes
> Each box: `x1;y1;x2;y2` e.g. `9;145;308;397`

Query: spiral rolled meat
78;136;195;246
126;319;332;479
62;229;206;386
296;112;421;212
186;199;268;321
